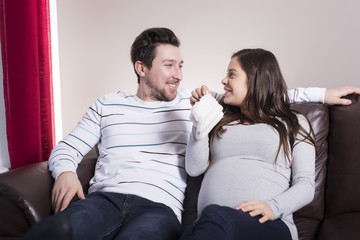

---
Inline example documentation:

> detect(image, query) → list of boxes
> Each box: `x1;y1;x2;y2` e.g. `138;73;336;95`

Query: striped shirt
48;87;325;222
49;88;193;221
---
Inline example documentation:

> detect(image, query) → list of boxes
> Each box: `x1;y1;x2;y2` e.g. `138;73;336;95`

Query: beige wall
56;0;360;137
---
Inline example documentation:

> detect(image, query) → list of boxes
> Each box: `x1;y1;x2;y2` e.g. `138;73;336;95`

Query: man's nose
173;67;182;80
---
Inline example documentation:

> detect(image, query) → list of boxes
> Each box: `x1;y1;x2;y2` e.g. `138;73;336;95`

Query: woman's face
221;57;248;107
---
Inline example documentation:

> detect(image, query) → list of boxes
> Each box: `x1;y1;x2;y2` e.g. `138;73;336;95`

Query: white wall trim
0;44;11;173
50;0;63;143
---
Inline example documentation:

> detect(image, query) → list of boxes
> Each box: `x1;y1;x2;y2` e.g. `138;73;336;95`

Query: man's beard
146;79;177;102
150;87;176;102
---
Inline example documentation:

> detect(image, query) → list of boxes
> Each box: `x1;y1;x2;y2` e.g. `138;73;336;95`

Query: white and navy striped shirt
49;88;193;221
49;87;324;221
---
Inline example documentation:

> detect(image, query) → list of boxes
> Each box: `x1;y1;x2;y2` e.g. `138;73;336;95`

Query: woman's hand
190;85;209;105
235;200;275;224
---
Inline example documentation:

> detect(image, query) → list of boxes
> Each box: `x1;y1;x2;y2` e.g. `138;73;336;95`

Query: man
22;27;360;240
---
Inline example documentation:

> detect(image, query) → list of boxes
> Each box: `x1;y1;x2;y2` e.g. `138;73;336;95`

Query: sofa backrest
291;102;329;239
317;94;360;240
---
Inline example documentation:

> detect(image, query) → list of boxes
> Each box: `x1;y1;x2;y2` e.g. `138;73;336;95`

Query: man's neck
136;86;157;102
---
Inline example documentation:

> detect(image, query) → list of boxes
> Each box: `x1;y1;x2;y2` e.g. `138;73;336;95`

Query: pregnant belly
197;158;290;214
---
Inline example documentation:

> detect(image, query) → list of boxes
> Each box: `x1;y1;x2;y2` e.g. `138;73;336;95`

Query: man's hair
130;27;180;83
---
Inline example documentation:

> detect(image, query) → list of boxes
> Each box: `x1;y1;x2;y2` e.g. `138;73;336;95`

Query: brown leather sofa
0;94;359;240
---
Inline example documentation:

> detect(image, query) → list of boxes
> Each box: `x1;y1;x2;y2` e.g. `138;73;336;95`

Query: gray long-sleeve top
185;115;315;240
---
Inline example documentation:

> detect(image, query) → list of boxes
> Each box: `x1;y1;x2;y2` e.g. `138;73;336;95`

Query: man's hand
235;200;275;224
190;85;209;105
52;171;85;213
325;87;360;105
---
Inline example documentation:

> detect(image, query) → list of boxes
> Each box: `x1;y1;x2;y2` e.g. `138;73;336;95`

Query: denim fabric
22;192;182;240
180;204;292;240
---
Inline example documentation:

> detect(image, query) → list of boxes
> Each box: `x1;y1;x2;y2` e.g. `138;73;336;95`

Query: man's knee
115;211;181;240
21;214;72;240
116;224;181;240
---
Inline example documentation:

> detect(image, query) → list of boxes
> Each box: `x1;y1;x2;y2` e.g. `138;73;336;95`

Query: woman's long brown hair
210;49;315;165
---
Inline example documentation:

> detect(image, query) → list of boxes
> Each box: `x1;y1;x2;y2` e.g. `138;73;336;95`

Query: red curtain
0;0;55;169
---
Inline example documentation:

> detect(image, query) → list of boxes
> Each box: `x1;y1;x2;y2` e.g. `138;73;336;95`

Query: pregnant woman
181;48;316;240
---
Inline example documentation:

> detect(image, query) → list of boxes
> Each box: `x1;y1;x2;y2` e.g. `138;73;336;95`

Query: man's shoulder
177;88;192;98
97;90;133;103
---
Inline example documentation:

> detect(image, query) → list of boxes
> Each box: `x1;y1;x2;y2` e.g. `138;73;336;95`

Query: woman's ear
135;61;146;77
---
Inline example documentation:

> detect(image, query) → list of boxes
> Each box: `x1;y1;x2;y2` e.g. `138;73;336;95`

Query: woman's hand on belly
235;200;275;224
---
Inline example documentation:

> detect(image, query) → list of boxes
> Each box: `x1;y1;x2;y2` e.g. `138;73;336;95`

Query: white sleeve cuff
288;87;326;104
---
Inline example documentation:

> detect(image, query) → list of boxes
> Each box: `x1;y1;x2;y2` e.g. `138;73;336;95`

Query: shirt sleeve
48;99;102;179
210;91;224;102
287;87;326;103
185;126;211;177
265;115;316;219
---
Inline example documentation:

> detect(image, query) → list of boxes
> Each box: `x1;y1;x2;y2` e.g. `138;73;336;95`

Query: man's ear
135;61;146;77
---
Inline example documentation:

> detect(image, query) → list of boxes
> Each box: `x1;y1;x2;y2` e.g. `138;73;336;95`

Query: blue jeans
180;204;292;240
22;192;182;240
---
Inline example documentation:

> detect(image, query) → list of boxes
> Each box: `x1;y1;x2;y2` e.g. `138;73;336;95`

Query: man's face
140;44;183;102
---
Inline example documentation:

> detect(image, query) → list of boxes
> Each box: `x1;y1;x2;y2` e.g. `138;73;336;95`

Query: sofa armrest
0;161;52;237
0;148;98;238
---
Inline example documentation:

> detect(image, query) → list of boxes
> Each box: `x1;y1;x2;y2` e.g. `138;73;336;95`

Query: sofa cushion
318;212;360;240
